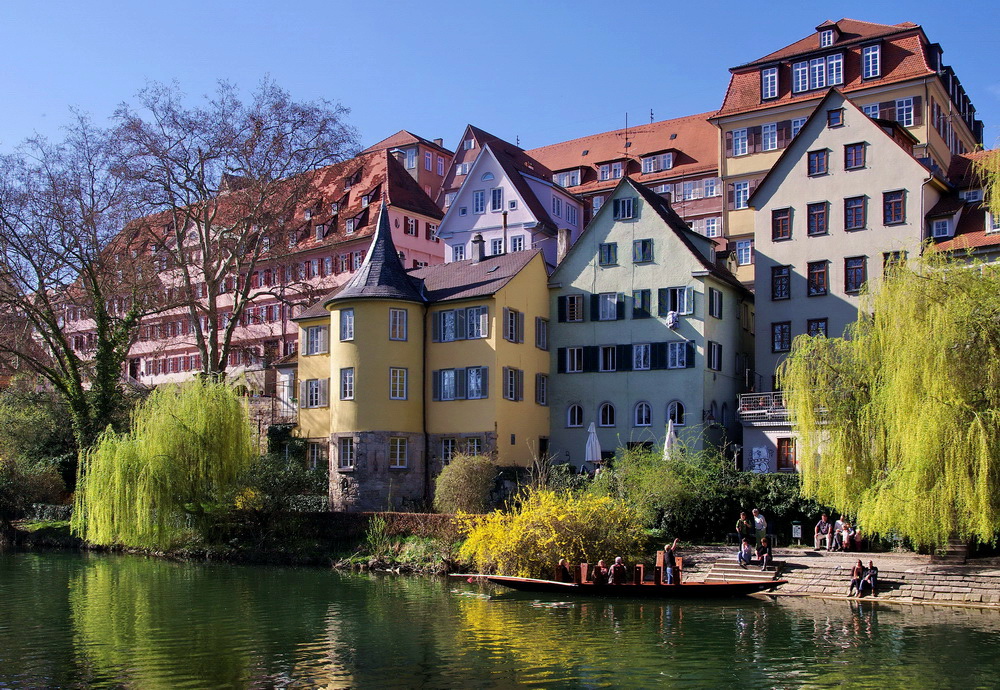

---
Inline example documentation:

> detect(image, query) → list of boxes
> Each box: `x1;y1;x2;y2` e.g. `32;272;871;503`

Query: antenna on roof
516;135;520;147
624;112;629;156
650;109;654;124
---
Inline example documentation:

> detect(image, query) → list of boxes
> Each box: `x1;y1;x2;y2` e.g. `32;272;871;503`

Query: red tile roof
947;150;997;188
932;204;1000;253
526;113;719;197
716;20;933;119
361;129;452;155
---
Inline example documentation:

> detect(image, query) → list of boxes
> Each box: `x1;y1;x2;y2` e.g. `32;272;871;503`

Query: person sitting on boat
848;559;866;596
663;538;680;585
591;559;609;586
737;538;754;569
756;536;773;572
862;560;878;597
609;556;628;585
556;558;573;583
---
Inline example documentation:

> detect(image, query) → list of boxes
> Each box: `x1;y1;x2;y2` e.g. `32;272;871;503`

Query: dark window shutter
616;293;625;320
517;311;524;343
658;288;669;317
749;125;762;153
557;296;567;322
727;183;735;210
455;367;467;399
557;348;567;373
502;367;510;399
456;308;467;340
432;312;441;341
686;341;696;368
651;342;666;370
590;294;600;321
749;178;759;196
502;307;511;341
777;120;790;148
480;367;489;399
617;345;632;371
725;131;733;157
583;346;599;373
912;95;923;126
432;370;441;400
879;100;896;122
516;369;524;401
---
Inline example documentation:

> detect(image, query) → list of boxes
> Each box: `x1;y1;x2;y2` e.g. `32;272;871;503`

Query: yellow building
293;203;551;511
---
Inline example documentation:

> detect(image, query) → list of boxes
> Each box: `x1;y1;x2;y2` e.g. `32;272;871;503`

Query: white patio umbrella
663;419;679;461
585;422;602;464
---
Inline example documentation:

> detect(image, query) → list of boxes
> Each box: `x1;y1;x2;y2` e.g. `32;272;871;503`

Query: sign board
791;524;802;539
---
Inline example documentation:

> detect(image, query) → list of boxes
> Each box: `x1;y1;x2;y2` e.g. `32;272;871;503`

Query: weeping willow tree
781;253;1000;549
71;379;256;549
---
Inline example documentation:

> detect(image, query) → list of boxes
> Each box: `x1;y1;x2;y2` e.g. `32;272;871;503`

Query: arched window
633;402;651;427
567;404;583;428
481;172;495;181
599;402;616;427
667;401;685;426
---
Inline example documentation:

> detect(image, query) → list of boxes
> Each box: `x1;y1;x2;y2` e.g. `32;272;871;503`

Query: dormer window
261;237;270;253
345;219;356;234
959;189;983;202
330;201;339;214
344;178;352;191
463;139;474;150
932;219;951;238
987;212;1000;234
862;44;881;80
554;169;580;187
611;161;623;179
362;194;370;208
599;164;611;181
792;53;843;93
315;224;325;241
641;152;674;174
761;67;778;100
304;209;313;220
820;29;834;47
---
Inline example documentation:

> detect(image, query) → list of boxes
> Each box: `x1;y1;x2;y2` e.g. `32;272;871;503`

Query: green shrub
0;459;66;525
433;454;497;514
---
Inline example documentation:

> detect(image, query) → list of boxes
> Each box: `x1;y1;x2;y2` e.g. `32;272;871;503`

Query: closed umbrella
663;419;678;461
585;422;602;464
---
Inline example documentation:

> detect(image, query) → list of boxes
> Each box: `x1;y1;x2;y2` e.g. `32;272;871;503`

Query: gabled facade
65;140;447;411
362;129;454;201
434;141;583;267
548;177;753;467
740;89;948;472
526;113;723;241
713;18;984;284
293;204;551;511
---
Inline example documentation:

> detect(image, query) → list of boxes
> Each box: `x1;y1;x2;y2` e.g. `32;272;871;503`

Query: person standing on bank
735;512;754;544
752;508;768;542
663;538;680;585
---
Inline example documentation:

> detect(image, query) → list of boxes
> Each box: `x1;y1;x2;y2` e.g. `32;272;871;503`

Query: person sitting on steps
848;559;866;597
862;560;878;597
737;538;754;568
756;536;773;571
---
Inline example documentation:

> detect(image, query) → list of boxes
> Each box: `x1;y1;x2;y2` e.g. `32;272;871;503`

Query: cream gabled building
712;18;983;285
293;203;551;511
739;90;950;473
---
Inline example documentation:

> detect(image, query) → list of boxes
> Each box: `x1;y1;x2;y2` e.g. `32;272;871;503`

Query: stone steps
703;558;784;583
776;566;1000;605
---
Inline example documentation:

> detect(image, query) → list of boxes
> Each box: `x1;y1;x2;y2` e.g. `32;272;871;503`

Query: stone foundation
329;431;439;512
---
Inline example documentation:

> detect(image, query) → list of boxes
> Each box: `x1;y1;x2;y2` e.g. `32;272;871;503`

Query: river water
0;551;996;688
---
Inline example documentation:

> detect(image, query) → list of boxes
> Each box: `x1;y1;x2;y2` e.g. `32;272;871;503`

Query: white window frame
389;437;407;469
304;379;328;408
704;178;718;197
340;368;355;400
809;57;826;89
441;438;456;463
708;341;722;371
567;205;578;226
466;437;482;455
989;212;1000;234
611;161;623;178
862;44;881;79
734;181;750;210
896;97;914;127
389;367;407;400
424;151;432;171
827;53;844;85
565;294;584;323
599;345;616;372
339;310;354;342
566;347;583;373
709;288;723;319
761;123;778;151
633;343;651;371
437;156;445;175
552;196;562;217
567;404;583;428
736;239;754;266
405;149;416;169
863;104;880;118
820;29;834;47
491;187;503;212
732;128;748;156
667;342;687;369
389;308;407;341
666;286;694;315
305;325;329;355
452;244;465;261
510;235;525;252
535;374;548;406
932;219;950;238
599;402;616;427
490;238;503;256
599;164;610;181
598;292;617;321
792;62;809;93
634;402;652;427
761;67;778;99
791;117;807;138
667;400;685;426
705;217;720;237
339;438;355;469
593;196;604;212
473;190;486;214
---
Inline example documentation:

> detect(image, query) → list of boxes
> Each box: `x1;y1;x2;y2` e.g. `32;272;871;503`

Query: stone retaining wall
777;566;1000;607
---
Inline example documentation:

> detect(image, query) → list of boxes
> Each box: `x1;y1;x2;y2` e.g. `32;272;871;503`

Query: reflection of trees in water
68;556;341;686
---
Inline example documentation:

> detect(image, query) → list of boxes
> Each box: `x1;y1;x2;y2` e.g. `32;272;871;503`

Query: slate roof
327;202;425;304
716;19;934;119
526;113;718;196
410;250;542;304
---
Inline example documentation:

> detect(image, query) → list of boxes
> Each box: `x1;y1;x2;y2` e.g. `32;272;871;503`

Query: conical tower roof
327;200;425;304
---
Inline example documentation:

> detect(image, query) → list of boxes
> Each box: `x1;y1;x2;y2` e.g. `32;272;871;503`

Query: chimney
433;138;443;147
557;228;572;265
388;148;406;166
472;233;486;263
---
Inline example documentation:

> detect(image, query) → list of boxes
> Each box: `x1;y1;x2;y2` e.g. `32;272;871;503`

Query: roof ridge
525;112;715;152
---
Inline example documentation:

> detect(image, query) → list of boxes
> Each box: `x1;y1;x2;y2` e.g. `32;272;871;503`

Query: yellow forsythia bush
457;489;646;578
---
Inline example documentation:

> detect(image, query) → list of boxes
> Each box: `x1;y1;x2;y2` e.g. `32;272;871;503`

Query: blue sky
3;1;999;153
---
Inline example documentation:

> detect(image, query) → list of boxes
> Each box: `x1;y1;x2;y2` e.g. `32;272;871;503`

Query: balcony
738;392;789;424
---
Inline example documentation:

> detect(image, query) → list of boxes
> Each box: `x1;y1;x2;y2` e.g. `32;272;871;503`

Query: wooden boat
458;574;786;599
